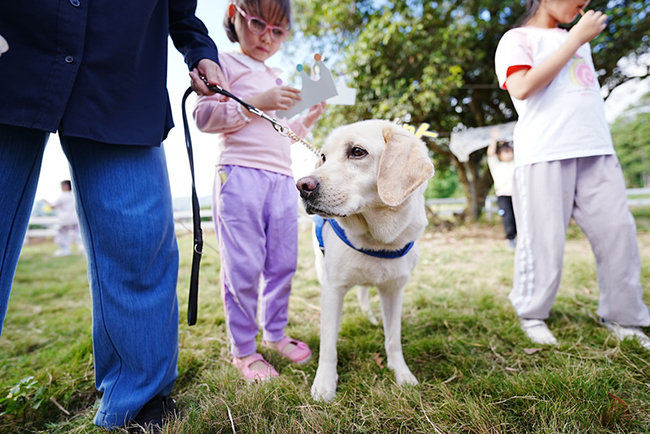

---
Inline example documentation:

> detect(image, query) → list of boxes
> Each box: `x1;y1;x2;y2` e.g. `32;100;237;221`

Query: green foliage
612;92;650;188
0;376;45;420
425;166;459;199
292;0;649;219
294;0;649;137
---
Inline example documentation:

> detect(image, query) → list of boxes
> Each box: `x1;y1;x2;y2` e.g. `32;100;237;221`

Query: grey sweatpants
510;155;650;327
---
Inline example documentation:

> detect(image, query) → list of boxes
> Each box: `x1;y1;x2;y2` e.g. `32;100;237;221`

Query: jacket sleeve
168;0;219;69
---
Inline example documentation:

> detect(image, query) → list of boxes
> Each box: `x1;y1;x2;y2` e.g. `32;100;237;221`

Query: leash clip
198;75;320;156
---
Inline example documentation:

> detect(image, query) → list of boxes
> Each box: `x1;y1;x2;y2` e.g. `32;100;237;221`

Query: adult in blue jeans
0;1;226;431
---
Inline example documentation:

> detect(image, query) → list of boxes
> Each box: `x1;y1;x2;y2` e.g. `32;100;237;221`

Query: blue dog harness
314;215;415;259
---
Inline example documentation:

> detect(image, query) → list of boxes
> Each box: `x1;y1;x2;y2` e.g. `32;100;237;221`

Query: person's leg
511;160;575;318
572;155;650;327
511;160;576;344
213;166;267;358
54;224;73;255
0;124;49;333
72;223;85;254
260;174;298;344
498;195;517;240
60;136;179;428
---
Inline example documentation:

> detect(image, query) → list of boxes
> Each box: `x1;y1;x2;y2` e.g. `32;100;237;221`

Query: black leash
180;79;319;326
181;87;203;326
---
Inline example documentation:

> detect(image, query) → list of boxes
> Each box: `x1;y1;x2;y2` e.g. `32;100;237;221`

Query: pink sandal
263;336;312;365
232;353;279;382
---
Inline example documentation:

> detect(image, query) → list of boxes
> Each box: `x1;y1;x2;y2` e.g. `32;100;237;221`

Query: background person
0;0;226;430
46;180;84;256
486;131;516;249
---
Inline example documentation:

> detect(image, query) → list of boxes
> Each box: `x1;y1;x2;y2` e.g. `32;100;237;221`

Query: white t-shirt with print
494;27;614;167
487;155;514;197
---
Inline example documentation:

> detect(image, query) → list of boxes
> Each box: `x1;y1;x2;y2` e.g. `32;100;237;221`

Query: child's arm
289;102;326;137
487;128;499;157
246;86;301;112
193;95;253;134
505;10;607;100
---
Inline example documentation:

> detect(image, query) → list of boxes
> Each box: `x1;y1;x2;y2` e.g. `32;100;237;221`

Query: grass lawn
1;218;650;433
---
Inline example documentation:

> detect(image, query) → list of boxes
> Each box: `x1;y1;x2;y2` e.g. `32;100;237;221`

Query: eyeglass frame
233;3;289;41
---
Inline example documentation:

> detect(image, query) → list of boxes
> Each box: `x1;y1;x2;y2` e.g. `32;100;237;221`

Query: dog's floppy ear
377;124;435;207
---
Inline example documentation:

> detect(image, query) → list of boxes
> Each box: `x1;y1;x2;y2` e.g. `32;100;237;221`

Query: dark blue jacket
0;0;218;146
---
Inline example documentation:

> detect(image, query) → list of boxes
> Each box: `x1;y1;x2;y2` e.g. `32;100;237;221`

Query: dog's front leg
311;283;346;402
377;281;418;386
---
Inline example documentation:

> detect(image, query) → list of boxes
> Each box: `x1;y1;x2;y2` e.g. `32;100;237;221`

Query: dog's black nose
296;176;319;199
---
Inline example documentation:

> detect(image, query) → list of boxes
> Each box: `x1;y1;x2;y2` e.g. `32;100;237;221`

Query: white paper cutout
276;54;351;118
327;75;357;106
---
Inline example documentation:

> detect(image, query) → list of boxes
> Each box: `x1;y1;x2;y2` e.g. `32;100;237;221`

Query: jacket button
70;0;80;6
65;56;74;64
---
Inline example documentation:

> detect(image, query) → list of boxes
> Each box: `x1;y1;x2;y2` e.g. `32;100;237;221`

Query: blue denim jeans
0;124;180;428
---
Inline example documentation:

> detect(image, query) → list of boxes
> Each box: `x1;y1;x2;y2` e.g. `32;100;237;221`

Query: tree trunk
453;150;494;222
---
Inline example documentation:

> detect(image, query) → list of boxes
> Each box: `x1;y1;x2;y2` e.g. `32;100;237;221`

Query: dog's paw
394;369;419;386
311;371;338;402
311;382;337;402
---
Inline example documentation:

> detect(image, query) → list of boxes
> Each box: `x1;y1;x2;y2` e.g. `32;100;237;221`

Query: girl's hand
303;101;327;128
248;86;301;112
569;10;607;45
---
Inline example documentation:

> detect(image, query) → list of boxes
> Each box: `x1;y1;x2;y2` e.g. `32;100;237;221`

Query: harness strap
314;216;415;259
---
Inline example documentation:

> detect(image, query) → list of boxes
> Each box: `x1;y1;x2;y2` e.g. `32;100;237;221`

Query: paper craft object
449;122;516;162
327;75;357;106
276;54;352;118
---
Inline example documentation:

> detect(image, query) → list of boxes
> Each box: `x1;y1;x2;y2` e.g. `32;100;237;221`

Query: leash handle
182;86;203;326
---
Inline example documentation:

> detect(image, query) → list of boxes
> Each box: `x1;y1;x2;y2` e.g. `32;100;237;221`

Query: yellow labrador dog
296;120;434;402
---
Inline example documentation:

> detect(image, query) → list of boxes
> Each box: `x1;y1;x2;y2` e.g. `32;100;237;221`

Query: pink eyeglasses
233;3;289;41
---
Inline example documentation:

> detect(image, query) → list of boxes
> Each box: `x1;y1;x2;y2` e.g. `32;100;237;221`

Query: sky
32;1;650;203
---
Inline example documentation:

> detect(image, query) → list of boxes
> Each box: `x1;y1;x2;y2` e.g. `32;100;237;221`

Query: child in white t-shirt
494;0;650;349
487;131;516;249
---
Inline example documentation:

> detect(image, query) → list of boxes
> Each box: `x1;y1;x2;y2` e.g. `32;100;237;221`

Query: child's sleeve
494;29;533;90
287;115;311;139
193;93;253;134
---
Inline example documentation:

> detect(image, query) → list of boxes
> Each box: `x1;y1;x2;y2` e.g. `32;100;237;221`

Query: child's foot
520;318;558;345
600;318;650;350
232;353;279;382
263;336;312;364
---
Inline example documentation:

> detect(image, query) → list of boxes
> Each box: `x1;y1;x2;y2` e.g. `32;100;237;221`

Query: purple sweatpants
213;165;299;357
511;155;650;326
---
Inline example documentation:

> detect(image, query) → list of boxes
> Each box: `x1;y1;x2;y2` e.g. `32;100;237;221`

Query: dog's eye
348;147;367;159
321;154;326;163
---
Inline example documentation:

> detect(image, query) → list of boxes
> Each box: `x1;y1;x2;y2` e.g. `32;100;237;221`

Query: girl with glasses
193;0;326;381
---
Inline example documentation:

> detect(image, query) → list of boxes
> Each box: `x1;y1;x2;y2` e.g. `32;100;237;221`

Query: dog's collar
314;215;415;259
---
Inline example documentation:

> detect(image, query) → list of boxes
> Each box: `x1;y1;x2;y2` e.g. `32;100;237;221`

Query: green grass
2;218;650;433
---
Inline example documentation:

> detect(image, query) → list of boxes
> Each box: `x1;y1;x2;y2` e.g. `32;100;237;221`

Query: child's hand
248;86;301;112
569;10;607;45
303;101;327;128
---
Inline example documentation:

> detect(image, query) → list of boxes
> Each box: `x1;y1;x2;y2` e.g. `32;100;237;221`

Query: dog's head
296;120;435;218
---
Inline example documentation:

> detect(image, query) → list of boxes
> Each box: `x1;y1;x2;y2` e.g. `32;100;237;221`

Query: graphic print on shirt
569;54;596;88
